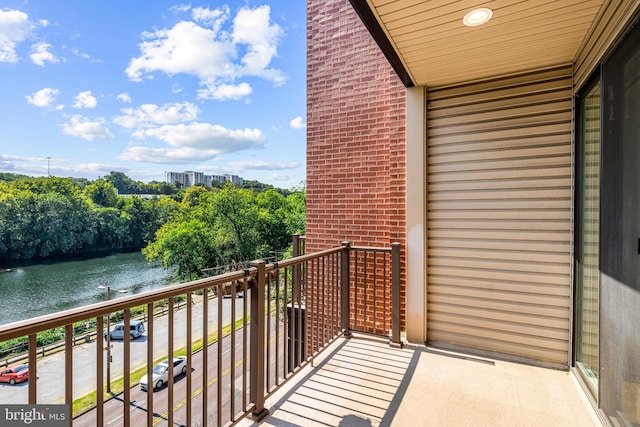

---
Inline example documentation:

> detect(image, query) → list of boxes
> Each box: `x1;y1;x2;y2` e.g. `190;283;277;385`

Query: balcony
0;239;600;426
237;333;601;427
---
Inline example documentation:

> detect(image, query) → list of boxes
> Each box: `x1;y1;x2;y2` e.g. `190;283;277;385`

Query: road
0;295;249;405
74;316;288;427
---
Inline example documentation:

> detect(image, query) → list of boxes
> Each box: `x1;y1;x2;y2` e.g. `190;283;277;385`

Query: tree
103;171;140;194
143;220;216;280
83;179;118;207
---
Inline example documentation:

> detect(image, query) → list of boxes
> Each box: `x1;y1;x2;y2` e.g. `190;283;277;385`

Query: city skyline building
164;171;243;189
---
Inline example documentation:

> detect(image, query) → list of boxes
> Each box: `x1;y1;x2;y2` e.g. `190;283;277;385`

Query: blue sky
0;1;306;189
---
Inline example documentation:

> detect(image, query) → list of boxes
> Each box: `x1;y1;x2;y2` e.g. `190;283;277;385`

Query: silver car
104;320;145;340
139;356;188;391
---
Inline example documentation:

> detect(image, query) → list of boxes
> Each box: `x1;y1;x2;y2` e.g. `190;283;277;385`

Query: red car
0;364;29;385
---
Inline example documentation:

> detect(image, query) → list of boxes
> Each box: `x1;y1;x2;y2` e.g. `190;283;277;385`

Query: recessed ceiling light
463;8;493;27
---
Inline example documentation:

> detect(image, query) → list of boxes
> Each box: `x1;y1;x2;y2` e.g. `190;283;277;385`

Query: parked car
104;319;145;340
0;364;29;385
140;356;188;391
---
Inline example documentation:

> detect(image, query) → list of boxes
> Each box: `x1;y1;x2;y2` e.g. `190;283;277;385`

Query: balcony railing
0;240;400;426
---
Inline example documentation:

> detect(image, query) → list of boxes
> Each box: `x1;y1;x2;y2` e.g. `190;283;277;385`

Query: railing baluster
146;302;154;427
390;242;402;348
243;278;248;412
28;333;36;404
374;252;378;334
297;261;303;368
274;268;280;385
186;292;193;425
384;252;388;335
168;297;174;427
217;286;223;427
341;243;351;337
96;316;104;426
266;271;271;391
321;256;325;348
354;250;359;331
65;323;73;427
122;308;131;427
202;287;209;426
230;285;236;420
123;309;131;427
310;258;315;356
283;267;289;378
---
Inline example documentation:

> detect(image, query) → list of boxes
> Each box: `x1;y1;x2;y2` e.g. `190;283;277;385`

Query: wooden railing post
390;242;403;348
341;242;352;337
250;260;269;421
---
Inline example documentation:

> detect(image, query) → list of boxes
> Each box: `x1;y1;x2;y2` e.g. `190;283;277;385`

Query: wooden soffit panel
354;0;607;87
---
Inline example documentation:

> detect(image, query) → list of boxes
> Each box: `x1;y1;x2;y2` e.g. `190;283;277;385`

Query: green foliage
82;179;118;207
0;172;30;184
143;219;216;280
0;172;305;280
103;171;179;195
145;182;306;279
0;175;175;261
103;171;141;194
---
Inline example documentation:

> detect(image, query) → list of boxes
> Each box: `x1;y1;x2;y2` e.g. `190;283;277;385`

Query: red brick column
307;0;407;332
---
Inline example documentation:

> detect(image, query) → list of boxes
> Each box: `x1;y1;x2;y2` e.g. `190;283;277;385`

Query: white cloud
0;154;43;162
0;154;46;174
72;91;97;109
125;5;284;100
131;122;265;152
72;47;102;63
197;82;252;100
125;20;235;82
26;87;60;108
290;116;306;129
269;172;295;181
0;9;34;63
118;146;220;164
121;122;266;164
192;5;229;33
113;102;199;129
0;154;122;178
117;93;132;103
61;115;115;140
227;160;299;170
232;6;284;84
30;42;58;66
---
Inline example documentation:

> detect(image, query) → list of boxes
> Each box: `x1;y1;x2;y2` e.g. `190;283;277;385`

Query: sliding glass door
575;78;600;395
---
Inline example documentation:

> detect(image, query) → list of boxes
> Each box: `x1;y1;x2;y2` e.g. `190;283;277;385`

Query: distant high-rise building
165;171;243;188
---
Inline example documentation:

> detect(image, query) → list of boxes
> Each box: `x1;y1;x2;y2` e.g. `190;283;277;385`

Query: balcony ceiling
358;0;606;87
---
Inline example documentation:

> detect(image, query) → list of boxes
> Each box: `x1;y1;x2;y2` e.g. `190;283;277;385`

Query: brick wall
306;0;407;331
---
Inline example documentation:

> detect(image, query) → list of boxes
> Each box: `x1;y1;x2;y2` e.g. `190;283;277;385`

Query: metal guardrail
0;240;401;426
0;299;193;368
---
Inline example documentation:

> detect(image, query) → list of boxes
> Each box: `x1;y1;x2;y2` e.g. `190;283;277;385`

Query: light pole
98;285;128;393
46;157;51;176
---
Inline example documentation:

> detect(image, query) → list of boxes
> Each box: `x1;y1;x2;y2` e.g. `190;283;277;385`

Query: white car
139;356;188;391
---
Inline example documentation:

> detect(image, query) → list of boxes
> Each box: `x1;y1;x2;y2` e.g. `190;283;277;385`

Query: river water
0;252;175;326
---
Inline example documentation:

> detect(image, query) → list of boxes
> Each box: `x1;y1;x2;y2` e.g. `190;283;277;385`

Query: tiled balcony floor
239;333;603;427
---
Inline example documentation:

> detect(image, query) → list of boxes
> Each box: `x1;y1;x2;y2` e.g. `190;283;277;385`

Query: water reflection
0;252;175;325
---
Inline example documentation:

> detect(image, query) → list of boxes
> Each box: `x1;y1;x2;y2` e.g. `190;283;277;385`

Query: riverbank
0;246;143;269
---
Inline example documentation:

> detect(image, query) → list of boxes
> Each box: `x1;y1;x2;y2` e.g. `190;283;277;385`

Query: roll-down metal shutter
426;66;573;367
